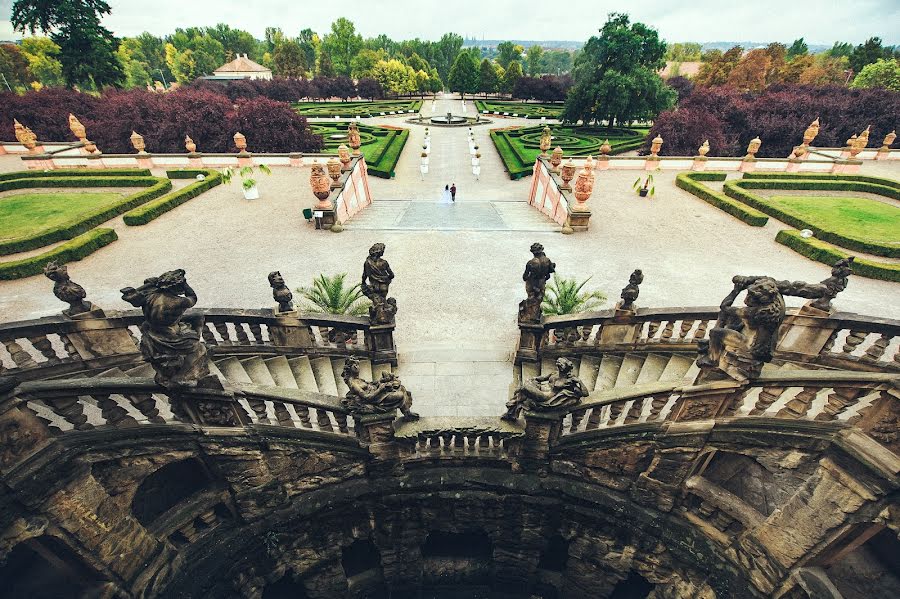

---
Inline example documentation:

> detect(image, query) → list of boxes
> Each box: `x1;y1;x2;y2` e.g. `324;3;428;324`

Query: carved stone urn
348;122;362;155
550;146;563;172
698;140;710;157
599;139;612;156
185;135;197;154
573;159;595;208
745;136;762;159
233;132;248;153
68;114;87;141
857;125;871;149
327;156;342;185
560;158;576;190
13;119;37;151
650;135;663;157
881;130;897;150
338;144;351;170
130;131;147;154
310;162;332;208
802;118;820;146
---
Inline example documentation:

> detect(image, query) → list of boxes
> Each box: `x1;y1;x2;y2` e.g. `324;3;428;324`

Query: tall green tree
206;23;261;61
116;38;151;88
850;37;891;74
298;28;318;72
562;13;674;127
526;44;544;76
12;0;124;88
189;34;225;76
851;58;900;91
502;60;523;94
322;17;363;77
433;33;463;82
496;41;524;69
351;49;386;79
20;37;63;87
448;49;479;98
273;40;307;77
479;58;498;94
0;44;31;89
825;42;854;58
787;38;808;58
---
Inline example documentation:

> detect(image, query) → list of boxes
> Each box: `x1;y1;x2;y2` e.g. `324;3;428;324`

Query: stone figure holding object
518;243;555;323
268;271;294;313
362;243;397;324
503;357;588;421
121;269;209;388
340;356;419;419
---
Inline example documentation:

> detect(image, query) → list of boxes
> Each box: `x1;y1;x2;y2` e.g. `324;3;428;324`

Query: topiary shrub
123;169;222;225
0;228;118;281
674;172;769;226
776;230;900;282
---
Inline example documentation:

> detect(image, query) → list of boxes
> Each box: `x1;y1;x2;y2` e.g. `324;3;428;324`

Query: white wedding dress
440;189;453;204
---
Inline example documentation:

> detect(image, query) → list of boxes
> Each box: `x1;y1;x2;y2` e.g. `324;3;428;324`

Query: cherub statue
43;261;97;317
518;243;555;323
370;296;397;325
502;357;588;421
340;356;419;419
120;269;209;388
268;271;294;313
618;269;643;311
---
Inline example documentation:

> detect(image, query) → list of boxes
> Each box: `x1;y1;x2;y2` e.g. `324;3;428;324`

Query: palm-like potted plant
633;174;655;197
297;273;370;343
221;164;272;200
542;274;606;343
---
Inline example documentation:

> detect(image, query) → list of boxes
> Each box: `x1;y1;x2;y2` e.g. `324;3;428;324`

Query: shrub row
724;179;900;257
0;228;118;281
674;172;769;226
776;230;900;282
0;175;171;255
366;130;409;179
742;172;900;191
0;168;151;181
123;169;222;225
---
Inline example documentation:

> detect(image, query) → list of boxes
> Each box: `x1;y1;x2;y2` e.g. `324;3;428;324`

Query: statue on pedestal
361;243;396;324
121;269;210;388
44;261;101;318
502;357;588;421
618;269;643;311
518;243;555;323
268;271;294;313
340;356;418;419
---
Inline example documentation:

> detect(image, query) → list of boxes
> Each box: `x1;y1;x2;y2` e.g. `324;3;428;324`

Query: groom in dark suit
450;183;457;202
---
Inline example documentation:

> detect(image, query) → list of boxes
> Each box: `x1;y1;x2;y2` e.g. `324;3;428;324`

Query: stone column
515;322;545;363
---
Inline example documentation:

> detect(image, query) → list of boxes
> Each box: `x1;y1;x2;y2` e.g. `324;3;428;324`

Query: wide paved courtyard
1;95;898;415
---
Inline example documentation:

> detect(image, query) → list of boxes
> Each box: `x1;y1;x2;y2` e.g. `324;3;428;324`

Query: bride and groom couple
440;183;457;204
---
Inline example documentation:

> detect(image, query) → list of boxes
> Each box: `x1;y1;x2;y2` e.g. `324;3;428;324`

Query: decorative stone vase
130;131;147;154
338;144;351;170
650;135;663;156
745;136;761;159
310;163;332;207
599;139;612;156
858;125;870;148
573;160;595;207
83;140;98;154
881;130;897;150
68;114;86;141
185;136;197;153
698;140;710;157
327;157;342;184
242;185;259;200
540;126;552;155
13;119;37;151
550;147;563;172
560;158;576;189
348;123;362;155
233;132;248;153
802;118;819;146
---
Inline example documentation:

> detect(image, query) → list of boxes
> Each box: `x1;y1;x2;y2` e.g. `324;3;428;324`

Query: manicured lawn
766;195;899;248
309;123;409;178
293;100;424;118
474;100;564;119
0;192;124;241
490;124;649;179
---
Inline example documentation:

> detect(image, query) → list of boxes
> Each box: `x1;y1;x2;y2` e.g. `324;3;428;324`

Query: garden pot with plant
542;274;606;343
633;174;655;198
297;273;370;344
221;164;272;200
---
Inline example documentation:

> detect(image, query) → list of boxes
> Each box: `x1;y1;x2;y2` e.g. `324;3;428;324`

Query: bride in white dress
440;185;453;204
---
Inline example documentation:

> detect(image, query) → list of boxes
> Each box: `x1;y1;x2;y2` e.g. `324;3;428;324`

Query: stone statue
502;357;588;421
340;356;419;419
268;271;294;313
43;261;99;317
361;243;396;324
120;270;210;388
618;269;643;311
518;243;555;323
697;273;837;380
809;257;854;313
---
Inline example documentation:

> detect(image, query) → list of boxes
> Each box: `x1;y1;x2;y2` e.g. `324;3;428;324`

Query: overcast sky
1;0;898;45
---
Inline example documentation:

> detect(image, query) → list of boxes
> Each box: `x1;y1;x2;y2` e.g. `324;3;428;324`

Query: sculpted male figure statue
362;243;398;324
268;271;294;313
121;269;209;388
502;357;588;421
618;269;644;311
518;243;555;323
340;356;419;419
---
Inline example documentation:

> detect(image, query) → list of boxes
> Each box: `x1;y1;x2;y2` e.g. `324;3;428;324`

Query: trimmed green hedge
474;100;564;119
366;129;409;178
0;175;171;255
293;100;423;118
675;173;769;226
742;172;900;191
123;169;222;225
0;168;151;182
724;179;900;257
776;230;900;282
309;123;408;179
0;228;118;281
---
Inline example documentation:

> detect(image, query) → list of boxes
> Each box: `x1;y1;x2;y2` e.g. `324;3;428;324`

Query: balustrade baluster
624;399;643;424
479;434;491;452
246;398;269;424
569;408;587;433
646;322;660;342
293;405;311;428
585;406;602;430
678;320;694;341
234;323;251;345
775;387;819;419
94;394;138;427
842;330;868;355
748;386;786;416
200;324;217;345
334;413;350;434
863;334;891;361
821;329;839;353
660;321;675;342
273;402;293;427
5;340;37;369
127;392;165;423
648;395;669;421
28;336;58;363
607;402;624;427
693;320;708;341
213;322;231;345
43;395;92;430
440;432;454;453
315;408;334;432
248;323;263;344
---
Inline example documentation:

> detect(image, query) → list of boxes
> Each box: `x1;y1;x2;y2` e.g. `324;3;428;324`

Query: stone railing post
267;310;314;348
776;305;842;358
64;316;141;361
517;410;565;472
366;323;397;366
355;412;401;466
670;380;743;421
515;321;545;363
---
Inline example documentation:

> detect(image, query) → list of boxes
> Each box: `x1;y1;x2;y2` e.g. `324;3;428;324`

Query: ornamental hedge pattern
293;100;423;118
0;228;118;281
474;100;564;119
310;123;409;178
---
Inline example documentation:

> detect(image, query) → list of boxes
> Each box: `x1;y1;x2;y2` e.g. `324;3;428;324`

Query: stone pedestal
237;153;252;167
267;309;313;347
188;153;203;168
777;304;839;358
355;412;400;464
137;155;154;170
597;308;641;345
595;155;610;171
289;152;303;167
786;158;802;172
65;309;140;360
670;380;741;421
515;322;545;363
518;410;564;472
644;157;660;171
368;323;397;365
831;159;861;174
739;158;756;173
875;148;890;160
568;207;591;232
86;154;105;169
691;157;707;171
